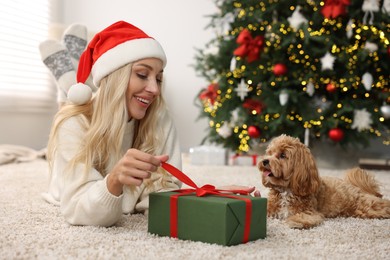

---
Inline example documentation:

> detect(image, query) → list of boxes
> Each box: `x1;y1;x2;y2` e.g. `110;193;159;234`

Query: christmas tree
194;0;390;153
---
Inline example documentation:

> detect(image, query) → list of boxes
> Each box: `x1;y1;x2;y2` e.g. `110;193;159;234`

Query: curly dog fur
259;135;390;229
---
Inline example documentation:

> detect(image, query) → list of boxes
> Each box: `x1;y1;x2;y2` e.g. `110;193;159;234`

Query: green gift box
148;191;267;246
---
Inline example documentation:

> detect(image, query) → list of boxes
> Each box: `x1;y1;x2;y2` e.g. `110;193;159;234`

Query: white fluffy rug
1;159;389;259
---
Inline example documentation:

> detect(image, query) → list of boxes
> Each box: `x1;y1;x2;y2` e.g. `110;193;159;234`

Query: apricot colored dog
259;135;390;229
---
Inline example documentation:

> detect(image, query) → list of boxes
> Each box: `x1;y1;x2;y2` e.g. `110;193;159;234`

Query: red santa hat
68;20;167;105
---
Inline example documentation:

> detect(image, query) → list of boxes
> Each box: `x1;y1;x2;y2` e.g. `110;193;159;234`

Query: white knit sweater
42;110;182;226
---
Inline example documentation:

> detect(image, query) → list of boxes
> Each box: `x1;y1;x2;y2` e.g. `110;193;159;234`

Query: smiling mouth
136;96;150;105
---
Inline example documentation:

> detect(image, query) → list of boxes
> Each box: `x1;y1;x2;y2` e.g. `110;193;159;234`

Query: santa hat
68;20;167;105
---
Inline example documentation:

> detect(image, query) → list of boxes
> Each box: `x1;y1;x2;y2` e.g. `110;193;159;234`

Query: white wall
61;0;216;153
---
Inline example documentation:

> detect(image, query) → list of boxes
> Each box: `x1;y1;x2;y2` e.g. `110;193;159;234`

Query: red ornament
326;83;337;93
248;125;261;138
388;47;390;57
328;128;344;142
273;63;288;76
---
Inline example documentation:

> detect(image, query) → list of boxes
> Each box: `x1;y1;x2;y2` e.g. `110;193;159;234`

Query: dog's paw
286;219;307;229
286;213;324;229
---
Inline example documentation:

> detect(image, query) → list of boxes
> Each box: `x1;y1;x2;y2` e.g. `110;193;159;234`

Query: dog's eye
279;152;287;159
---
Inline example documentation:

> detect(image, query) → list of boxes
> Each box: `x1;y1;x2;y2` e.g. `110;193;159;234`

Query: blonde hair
47;63;166;177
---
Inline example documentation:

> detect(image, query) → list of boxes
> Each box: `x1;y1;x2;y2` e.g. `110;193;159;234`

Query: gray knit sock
39;40;76;103
62;24;88;69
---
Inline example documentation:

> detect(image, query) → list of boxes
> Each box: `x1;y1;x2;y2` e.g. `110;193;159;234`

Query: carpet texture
0;159;389;259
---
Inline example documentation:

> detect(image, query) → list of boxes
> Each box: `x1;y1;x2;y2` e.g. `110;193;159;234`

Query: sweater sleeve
54;117;123;227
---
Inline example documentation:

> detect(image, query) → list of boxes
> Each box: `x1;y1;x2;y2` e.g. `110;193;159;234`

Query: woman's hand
107;149;169;196
218;185;261;197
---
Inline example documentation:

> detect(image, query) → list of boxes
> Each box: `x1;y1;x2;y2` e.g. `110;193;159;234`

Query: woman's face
126;58;164;120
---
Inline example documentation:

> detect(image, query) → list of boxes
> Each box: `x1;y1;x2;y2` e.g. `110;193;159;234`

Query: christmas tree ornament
351;108;373;131
199;83;219;105
306;82;315;96
380;104;390;119
248;125;261;138
203;45;219;56
218;122;233;138
326;83;337;93
364;41;378;53
320;52;336;71
314;97;331;110
231;108;245;126
321;0;351;18
279;90;289;106
214;12;235;35
362;0;380;25
346;19;353;38
233;29;264;63
230;57;237;71
328;128;344;142
287;6;308;30
361;72;373;91
235;79;250;101
243;99;263;114
273;63;288;76
304;128;310;146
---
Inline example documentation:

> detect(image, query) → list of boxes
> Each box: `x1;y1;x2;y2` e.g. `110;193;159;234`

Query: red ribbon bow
233;29;264;63
161;162;253;243
199;83;219;105
321;0;351;19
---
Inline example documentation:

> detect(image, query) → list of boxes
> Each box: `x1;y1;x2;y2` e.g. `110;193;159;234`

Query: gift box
231;154;259;166
147;162;267;246
148;192;267;246
359;158;390;170
189;145;227;165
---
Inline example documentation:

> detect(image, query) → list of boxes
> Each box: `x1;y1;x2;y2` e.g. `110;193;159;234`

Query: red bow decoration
234;29;264;63
243;98;263;115
321;0;351;19
199;83;219;105
161;162;252;243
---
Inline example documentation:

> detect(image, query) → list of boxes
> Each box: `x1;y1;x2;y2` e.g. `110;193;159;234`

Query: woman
43;21;258;227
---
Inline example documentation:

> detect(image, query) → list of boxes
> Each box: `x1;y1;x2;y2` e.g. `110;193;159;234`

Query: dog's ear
289;144;320;196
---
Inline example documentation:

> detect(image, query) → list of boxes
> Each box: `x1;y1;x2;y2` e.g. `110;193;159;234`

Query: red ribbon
321;0;351;19
199;83;219;105
161;162;252;243
243;98;263;115
233;29;264;63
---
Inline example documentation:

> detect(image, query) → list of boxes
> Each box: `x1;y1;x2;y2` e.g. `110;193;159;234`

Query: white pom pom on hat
68;20;167;105
68;83;93;105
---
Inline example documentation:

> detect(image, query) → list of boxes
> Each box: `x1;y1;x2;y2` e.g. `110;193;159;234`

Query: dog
258;134;390;229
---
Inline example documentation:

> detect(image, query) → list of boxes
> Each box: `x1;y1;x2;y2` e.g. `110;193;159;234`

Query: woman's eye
137;73;148;80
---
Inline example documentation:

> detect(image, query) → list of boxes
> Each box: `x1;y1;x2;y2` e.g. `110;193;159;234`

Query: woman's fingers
218;185;261;197
155;154;169;163
115;150;170;187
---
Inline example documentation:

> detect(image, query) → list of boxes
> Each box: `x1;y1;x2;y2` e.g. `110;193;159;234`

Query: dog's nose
262;159;269;166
